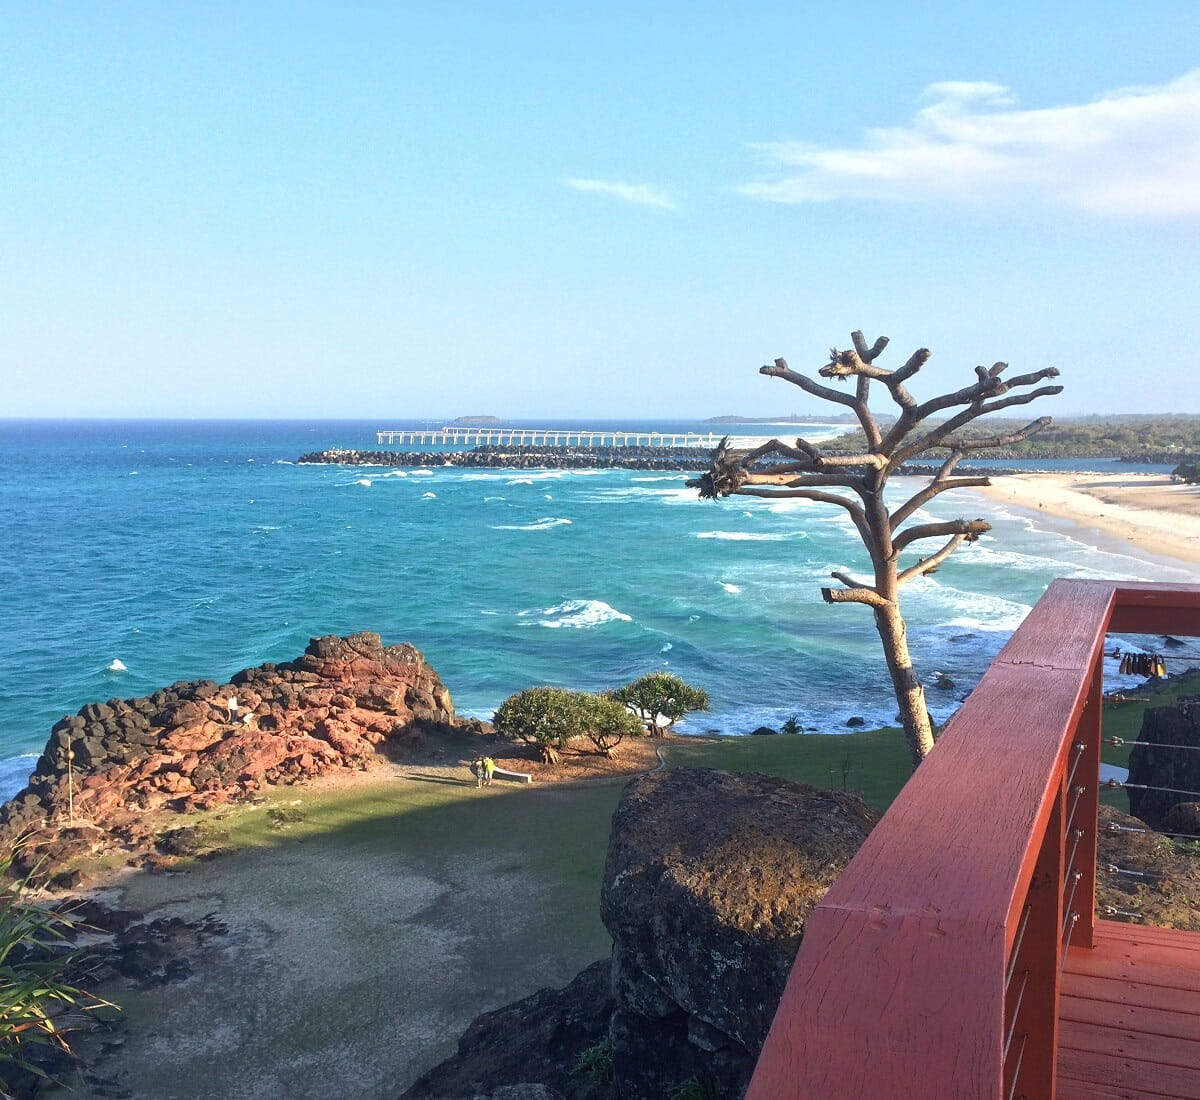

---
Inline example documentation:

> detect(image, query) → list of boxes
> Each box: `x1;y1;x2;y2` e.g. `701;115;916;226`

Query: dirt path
50;744;662;1099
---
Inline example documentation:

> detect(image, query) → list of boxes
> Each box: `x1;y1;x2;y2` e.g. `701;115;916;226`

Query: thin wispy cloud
739;70;1200;217
565;177;678;210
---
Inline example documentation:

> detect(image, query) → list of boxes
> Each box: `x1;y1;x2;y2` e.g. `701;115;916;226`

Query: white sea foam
422;491;437;499
106;659;127;672
411;469;434;476
491;517;573;531
355;478;372;487
509;478;534;486
0;755;38;802
517;599;633;629
544;494;553;500
696;531;788;541
719;582;741;594
632;475;686;482
660;642;673;653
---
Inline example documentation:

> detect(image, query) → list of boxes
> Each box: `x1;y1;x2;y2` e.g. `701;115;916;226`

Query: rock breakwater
298;445;708;471
0;633;473;878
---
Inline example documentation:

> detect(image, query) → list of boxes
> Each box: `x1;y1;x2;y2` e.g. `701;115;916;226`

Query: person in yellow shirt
482;756;496;786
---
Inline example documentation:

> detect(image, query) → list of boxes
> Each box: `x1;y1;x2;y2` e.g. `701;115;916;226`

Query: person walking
471;756;484;788
482;756;496;786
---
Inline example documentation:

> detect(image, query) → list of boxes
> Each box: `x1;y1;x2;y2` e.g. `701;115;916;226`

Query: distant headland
705;413;861;424
450;415;504;426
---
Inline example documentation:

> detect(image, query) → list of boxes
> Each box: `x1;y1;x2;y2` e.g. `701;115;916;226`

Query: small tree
581;695;644;757
612;673;710;738
689;331;1061;771
493;687;586;764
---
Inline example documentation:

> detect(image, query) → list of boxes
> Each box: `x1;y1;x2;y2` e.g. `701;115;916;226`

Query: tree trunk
872;602;936;770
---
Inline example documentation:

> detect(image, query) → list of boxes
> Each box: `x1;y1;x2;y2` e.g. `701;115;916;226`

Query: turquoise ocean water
1;418;1193;799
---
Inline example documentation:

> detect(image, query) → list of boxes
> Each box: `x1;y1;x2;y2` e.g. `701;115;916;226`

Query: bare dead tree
688;331;1062;771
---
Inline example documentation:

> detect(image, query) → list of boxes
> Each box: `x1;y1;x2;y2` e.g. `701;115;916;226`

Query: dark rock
398;960;612;1100
0;634;471;878
600;768;878;1100
1162;801;1200;838
748;726;777;736
1097;804;1200;931
934;673;956;692
1127;701;1200;830
845;716;866;727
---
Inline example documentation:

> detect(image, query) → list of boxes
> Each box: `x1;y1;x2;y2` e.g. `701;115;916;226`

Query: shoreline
972;472;1200;573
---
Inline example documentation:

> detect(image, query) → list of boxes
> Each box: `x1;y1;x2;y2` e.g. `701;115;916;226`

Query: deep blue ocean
1;418;1193;799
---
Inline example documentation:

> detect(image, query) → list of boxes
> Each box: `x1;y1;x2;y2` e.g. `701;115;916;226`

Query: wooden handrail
745;580;1200;1100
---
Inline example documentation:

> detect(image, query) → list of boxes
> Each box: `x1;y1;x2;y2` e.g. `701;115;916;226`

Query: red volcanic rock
0;632;465;876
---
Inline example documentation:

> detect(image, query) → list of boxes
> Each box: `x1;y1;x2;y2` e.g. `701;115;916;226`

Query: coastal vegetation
824;413;1200;460
0;857;110;1095
493;675;710;761
690;330;1062;769
609;674;710;738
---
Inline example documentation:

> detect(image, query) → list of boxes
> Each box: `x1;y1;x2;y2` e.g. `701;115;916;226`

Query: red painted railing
746;580;1200;1100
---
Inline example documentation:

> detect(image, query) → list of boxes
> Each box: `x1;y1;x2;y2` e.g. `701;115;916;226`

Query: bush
493;687;588;752
0;854;114;1093
611;673;710;737
580;695;644;757
494;687;645;760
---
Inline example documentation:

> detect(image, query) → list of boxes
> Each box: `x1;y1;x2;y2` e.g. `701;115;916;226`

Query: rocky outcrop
0;633;471;875
1127;699;1200;830
1097;804;1200;931
396;768;876;1100
399;961;614;1100
600;769;878;1099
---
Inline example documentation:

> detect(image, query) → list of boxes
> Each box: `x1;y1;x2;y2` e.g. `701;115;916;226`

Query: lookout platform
746;579;1200;1099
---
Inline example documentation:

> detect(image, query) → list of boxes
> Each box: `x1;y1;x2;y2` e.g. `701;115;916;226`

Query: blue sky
3;2;1199;418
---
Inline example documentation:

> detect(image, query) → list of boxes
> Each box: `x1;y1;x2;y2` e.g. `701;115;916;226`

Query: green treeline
822;415;1200;460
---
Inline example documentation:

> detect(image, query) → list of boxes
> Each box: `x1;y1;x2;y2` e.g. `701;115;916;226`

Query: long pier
375;427;721;448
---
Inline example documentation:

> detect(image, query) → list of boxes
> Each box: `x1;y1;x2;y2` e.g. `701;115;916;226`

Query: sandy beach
974;472;1200;569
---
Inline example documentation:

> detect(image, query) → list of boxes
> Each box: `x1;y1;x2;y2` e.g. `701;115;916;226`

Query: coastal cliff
0;632;475;879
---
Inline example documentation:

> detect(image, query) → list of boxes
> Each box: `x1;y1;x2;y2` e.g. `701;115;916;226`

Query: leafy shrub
0;855;114;1093
493;687;590;752
580;695;644;756
780;714;802;735
611;673;710;737
573;1037;613;1086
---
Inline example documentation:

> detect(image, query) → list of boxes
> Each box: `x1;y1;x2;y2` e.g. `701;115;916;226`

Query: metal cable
1103;736;1200;753
1006;905;1033;990
1106;779;1200;798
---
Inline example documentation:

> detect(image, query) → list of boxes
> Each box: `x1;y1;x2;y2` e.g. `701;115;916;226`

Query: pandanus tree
688;331;1062;770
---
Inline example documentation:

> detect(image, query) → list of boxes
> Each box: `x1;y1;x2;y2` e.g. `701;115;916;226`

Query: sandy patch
974;472;1200;568
48;737;665;1099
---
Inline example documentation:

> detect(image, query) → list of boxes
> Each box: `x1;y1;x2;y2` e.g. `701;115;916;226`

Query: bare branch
896;534;969;586
739;471;863;488
913;367;1061;421
852;331;890;363
760;359;857;409
733;485;873;547
893;519;991;553
935;416;1053;454
889;477;992;530
822;586;890;610
830;569;876;591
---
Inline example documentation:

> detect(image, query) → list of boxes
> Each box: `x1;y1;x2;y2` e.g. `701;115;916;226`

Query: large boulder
0;633;469;876
399;961;613;1100
1127;700;1200;830
599;768;878;1100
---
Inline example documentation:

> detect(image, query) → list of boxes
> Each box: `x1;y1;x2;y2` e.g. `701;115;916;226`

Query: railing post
1073;658;1103;950
1005;776;1064;1098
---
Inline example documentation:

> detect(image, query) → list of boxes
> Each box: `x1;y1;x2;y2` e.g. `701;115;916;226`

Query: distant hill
451;415;504;426
706;413;862;425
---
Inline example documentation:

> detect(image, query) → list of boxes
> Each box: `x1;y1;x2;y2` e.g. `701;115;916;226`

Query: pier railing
375;427;720;448
745;579;1200;1099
